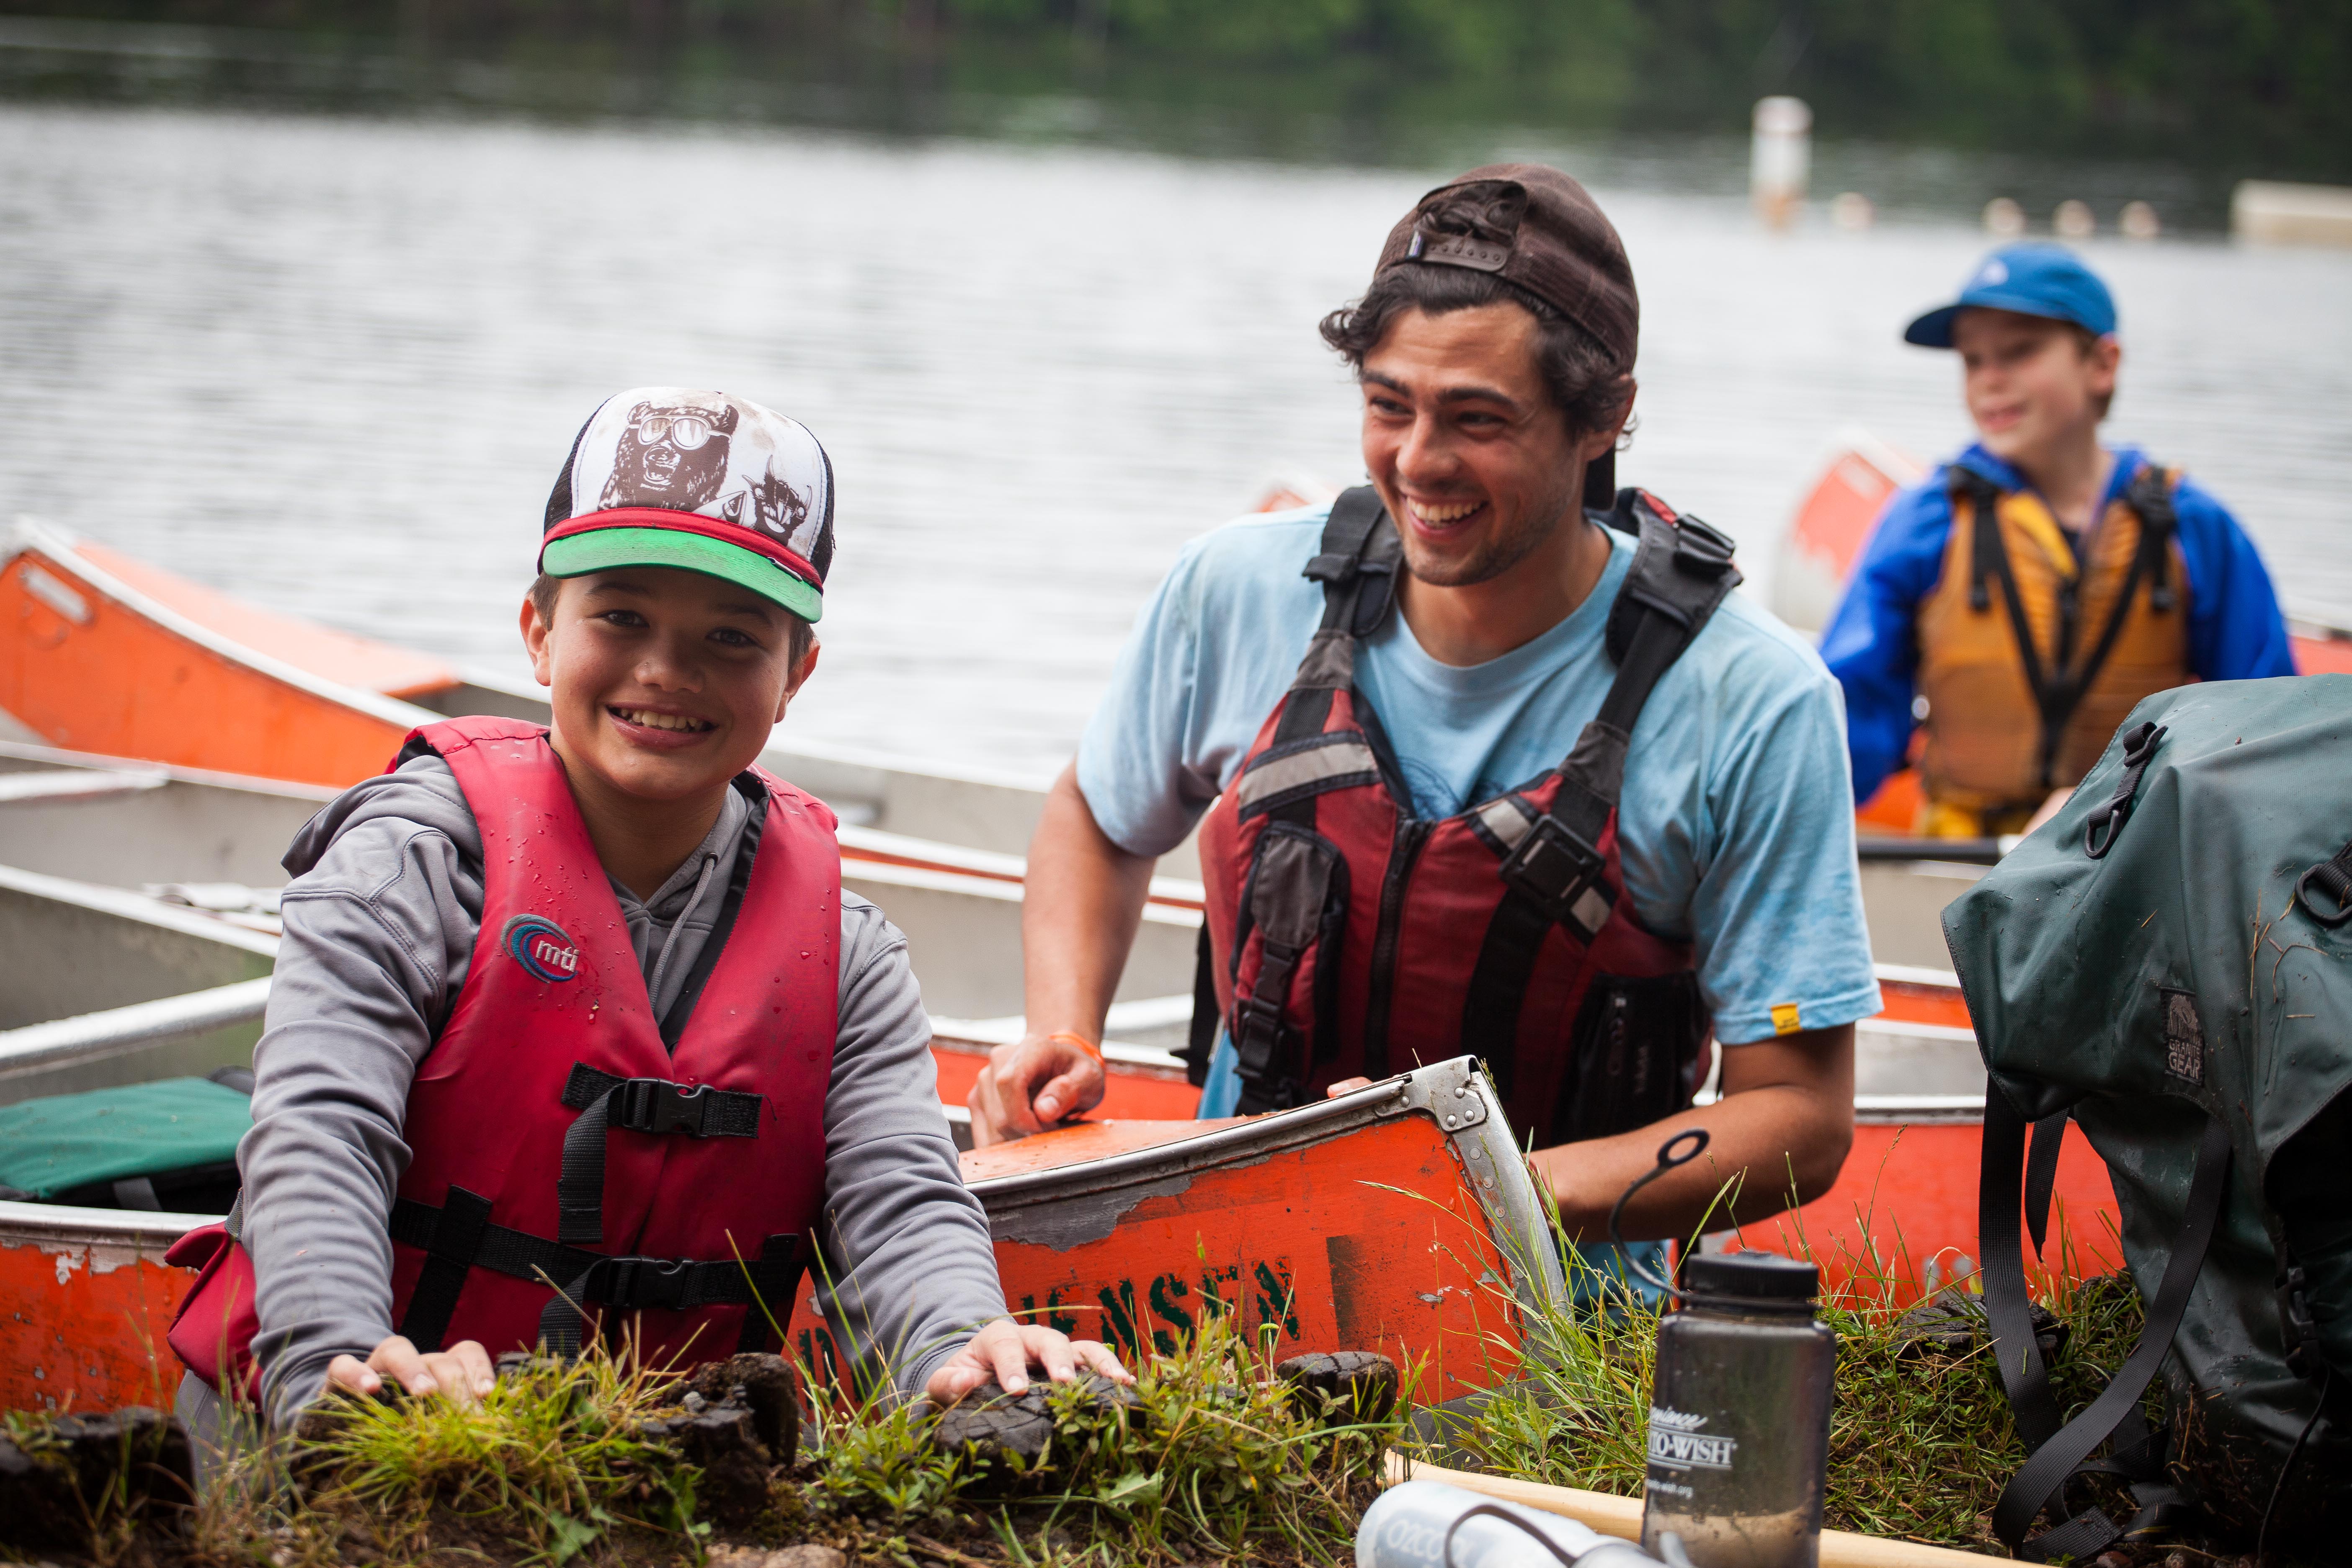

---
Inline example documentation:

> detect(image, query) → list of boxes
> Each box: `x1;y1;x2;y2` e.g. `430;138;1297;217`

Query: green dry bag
1945;675;2352;1560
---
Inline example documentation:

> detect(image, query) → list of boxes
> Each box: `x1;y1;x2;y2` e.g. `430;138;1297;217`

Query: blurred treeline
17;0;2352;173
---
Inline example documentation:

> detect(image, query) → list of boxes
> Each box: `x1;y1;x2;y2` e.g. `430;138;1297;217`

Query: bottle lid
1684;1250;1818;1309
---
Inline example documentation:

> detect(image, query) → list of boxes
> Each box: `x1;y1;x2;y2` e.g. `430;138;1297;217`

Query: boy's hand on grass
328;1334;497;1406
925;1317;1132;1403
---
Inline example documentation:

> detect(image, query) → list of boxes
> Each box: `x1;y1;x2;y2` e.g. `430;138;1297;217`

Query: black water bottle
1640;1251;1834;1568
1608;1132;1835;1568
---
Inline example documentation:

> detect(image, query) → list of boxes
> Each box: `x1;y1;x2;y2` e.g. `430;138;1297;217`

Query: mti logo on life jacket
502;914;580;983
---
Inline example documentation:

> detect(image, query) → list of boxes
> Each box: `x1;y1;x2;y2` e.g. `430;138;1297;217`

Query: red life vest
1197;488;1738;1143
168;717;838;1397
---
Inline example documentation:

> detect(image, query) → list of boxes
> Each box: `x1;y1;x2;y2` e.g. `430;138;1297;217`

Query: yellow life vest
1915;464;2191;823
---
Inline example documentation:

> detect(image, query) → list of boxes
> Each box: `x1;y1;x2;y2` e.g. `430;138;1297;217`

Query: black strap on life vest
556;1064;763;1244
1462;490;1741;1106
1957;464;2180;794
1979;1088;2231;1560
1225;488;1399;1112
392;1188;805;1359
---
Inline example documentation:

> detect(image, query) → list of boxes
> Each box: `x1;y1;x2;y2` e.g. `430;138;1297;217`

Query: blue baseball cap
1903;242;2117;349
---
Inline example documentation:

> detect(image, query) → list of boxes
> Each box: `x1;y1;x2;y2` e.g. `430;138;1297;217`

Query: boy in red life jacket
178;388;1125;1443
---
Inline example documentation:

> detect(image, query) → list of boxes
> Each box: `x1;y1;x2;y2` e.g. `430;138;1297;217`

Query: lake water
3;100;2347;777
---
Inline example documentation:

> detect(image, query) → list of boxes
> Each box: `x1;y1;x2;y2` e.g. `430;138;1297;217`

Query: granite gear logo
1647;1406;1737;1471
502;914;580;983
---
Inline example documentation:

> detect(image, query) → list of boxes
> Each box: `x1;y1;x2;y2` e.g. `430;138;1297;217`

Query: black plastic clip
1498;814;1608;928
615;1078;717;1137
1671;515;1737;579
600;1255;695;1312
2084;721;2166;860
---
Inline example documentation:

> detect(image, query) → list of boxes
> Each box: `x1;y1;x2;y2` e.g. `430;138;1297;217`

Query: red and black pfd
169;717;837;1399
1194;487;1741;1145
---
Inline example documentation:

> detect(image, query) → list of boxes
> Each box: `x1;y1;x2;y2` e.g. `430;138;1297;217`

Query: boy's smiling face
521;566;813;805
1952;307;2120;471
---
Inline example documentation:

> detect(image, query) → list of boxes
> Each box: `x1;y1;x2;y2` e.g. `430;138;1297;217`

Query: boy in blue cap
1821;242;2295;838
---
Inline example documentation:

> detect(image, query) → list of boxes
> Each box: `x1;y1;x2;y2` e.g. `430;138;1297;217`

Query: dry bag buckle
600;1255;695;1312
615;1078;715;1137
2295;851;2352;928
1498;815;1610;936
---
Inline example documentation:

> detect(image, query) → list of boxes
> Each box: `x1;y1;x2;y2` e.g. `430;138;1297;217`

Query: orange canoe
3;1058;1560;1413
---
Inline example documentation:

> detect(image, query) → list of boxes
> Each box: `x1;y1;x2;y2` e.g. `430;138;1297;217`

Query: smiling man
1822;244;2294;839
967;168;1878;1268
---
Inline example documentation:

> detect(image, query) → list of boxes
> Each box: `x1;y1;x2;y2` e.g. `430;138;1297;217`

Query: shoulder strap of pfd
1491;489;1741;931
1979;1085;2231;1560
1289;486;1402;699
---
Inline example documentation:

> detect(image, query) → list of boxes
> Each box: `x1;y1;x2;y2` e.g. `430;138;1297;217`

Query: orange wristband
1047;1029;1104;1067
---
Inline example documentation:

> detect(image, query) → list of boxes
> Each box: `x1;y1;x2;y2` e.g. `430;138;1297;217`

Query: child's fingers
447;1339;498;1399
326;1353;382;1395
1071;1339;1133;1383
367;1335;437;1397
1026;1327;1078;1384
985;1324;1033;1395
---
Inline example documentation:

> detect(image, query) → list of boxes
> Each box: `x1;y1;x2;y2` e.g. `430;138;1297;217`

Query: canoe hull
792;1058;1563;1405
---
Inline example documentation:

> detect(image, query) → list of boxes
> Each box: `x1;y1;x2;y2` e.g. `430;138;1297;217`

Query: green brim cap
541;527;822;624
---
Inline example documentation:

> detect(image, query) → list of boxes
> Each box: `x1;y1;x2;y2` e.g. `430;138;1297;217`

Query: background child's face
1952;307;2120;471
520;566;813;805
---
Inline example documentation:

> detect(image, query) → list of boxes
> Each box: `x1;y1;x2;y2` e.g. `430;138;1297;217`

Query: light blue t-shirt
1076;503;1883;1051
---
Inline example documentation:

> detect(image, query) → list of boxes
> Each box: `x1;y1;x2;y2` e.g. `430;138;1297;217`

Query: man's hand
923;1316;1132;1403
968;1033;1105;1148
326;1334;496;1406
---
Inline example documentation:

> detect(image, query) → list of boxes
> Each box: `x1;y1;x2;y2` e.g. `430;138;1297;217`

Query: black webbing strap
2123;464;2179;614
1223;489;1397;1113
1184;926;1220;1088
557;1064;763;1244
1982;1090;2234;1559
1980;1090;2067;1452
1464;493;1740;1101
396;1185;495;1353
2083;720;2166;860
391;1196;805;1359
2295;838;2352;927
2024;1109;2068;1256
656;774;766;1049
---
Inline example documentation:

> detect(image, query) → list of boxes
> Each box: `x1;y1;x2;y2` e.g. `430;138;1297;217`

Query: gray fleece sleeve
243;766;482;1426
816;896;1008;1397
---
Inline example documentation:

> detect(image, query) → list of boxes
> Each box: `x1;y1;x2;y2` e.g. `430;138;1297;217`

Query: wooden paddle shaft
1384;1456;1997;1566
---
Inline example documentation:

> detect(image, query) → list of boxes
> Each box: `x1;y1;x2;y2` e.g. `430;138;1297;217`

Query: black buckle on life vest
612;1078;720;1137
594;1254;697;1313
1498;814;1608;930
1671;516;1737;579
1230;994;1293;1078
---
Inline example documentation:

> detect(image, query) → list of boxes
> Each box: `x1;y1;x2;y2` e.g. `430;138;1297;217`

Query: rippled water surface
3;103;2347;775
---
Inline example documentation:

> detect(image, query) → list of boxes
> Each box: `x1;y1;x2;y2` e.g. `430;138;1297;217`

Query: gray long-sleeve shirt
240;752;1005;1424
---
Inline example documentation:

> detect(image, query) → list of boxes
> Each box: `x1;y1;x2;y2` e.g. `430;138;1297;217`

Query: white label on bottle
1647;1406;1737;1471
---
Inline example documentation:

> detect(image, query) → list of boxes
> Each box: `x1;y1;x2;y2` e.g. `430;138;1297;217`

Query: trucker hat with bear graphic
540;388;835;623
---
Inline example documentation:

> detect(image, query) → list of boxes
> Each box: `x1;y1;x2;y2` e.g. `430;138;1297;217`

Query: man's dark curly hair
1319;182;1634;439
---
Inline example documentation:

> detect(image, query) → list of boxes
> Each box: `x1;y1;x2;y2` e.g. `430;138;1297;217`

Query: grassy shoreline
2;1269;2315;1568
